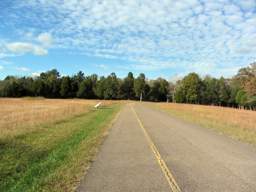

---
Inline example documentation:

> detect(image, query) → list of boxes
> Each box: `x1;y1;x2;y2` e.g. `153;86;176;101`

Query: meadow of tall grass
0;98;121;192
156;103;256;144
0;98;107;138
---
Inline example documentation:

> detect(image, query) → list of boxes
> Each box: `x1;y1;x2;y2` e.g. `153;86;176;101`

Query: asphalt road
77;103;256;192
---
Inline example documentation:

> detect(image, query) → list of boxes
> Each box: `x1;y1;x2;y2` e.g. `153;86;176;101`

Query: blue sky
0;0;256;80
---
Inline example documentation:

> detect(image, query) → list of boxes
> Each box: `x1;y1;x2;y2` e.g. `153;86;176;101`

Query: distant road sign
94;102;102;108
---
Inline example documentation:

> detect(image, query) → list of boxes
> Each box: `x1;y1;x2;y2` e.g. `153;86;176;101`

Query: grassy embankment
0;98;121;192
155;103;256;144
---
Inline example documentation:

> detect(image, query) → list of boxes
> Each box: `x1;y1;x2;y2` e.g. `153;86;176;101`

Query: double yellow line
131;105;181;192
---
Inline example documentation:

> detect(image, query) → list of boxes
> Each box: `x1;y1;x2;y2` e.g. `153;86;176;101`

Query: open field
154;103;256;144
0;98;121;192
0;98;115;138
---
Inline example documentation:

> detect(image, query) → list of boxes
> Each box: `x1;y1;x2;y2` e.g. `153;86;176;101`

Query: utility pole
166;94;170;103
173;86;176;103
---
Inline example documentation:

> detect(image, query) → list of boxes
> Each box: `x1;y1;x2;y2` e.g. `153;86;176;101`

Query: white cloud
33;46;48;55
169;73;185;83
15;67;30;72
37;33;53;47
6;42;48;56
236;0;256;11
31;72;41;77
223;4;241;15
96;64;108;69
0;65;3;70
2;0;256;76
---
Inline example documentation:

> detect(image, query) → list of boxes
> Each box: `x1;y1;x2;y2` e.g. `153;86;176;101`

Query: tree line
0;70;169;102
174;62;256;109
0;62;256;109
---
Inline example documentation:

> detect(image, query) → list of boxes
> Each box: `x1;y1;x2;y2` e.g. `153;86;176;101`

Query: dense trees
77;75;97;99
0;70;168;101
175;73;202;104
201;76;219;105
233;63;256;109
148;78;170;102
134;73;146;99
173;62;256;109
60;76;71;98
1;62;256;109
100;73;120;99
120;72;135;99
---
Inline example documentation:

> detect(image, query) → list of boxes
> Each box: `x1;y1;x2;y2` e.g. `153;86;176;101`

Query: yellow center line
131;105;181;192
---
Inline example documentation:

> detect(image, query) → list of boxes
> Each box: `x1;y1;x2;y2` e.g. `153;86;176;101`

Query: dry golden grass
155;103;256;144
0;98;114;138
0;98;121;192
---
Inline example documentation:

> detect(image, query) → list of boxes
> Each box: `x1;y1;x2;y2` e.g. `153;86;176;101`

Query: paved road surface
77;103;256;192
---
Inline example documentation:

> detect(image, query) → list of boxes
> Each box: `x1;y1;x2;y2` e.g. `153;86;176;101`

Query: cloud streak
15;67;30;72
37;33;53;47
1;32;53;57
6;42;48;56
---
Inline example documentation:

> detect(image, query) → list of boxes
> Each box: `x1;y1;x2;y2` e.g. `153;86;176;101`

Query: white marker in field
94;102;102;109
